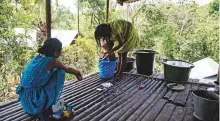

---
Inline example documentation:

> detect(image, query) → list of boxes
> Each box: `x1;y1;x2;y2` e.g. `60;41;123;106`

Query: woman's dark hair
38;38;62;57
94;24;112;46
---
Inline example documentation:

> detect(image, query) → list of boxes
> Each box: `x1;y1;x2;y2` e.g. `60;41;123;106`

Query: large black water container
134;50;158;75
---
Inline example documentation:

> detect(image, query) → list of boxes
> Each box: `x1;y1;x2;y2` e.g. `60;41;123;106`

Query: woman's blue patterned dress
16;55;65;115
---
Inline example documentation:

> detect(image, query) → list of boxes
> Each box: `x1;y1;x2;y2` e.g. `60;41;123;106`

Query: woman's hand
66;68;83;81
74;70;83;81
51;59;83;81
76;73;83;81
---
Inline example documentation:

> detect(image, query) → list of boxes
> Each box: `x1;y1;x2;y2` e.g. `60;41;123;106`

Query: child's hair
38;38;62;57
94;24;112;46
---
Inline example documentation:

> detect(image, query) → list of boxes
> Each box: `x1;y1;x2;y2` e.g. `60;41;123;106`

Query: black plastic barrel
162;60;194;82
134;50;158;75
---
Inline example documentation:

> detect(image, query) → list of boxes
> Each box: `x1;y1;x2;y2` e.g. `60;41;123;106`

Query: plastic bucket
162;60;194;82
192;90;219;121
125;58;135;72
115;57;135;72
134;50;158;75
98;60;116;80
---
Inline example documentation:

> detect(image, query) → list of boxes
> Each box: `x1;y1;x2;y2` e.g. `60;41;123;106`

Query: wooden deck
0;70;218;121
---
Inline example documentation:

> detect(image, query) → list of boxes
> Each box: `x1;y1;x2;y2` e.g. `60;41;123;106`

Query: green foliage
0;1;36;102
52;5;75;29
79;0;106;24
209;0;219;14
59;37;98;81
134;4;219;63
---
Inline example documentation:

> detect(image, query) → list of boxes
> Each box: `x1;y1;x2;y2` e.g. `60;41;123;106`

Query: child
95;19;139;80
16;38;82;120
101;40;116;61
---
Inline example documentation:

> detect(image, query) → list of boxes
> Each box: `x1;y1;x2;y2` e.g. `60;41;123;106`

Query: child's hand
102;51;113;60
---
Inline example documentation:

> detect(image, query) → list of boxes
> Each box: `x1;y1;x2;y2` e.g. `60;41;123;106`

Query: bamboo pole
46;0;51;39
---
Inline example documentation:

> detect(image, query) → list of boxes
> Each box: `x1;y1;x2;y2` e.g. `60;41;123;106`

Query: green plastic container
192;90;219;121
162;59;194;82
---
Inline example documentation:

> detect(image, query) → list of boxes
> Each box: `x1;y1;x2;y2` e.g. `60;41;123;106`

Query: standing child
95;19;139;80
16;38;82;120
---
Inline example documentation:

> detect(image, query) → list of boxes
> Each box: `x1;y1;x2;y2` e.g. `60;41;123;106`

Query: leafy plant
59;37;98;81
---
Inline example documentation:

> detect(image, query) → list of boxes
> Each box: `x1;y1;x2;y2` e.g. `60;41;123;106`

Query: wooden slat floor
0;70;218;121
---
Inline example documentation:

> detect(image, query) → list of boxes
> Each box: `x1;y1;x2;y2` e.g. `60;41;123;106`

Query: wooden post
78;0;80;34
46;0;51;39
106;0;109;23
217;65;219;82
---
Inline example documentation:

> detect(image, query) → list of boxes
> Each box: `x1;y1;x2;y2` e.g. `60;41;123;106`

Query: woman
16;38;82;120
